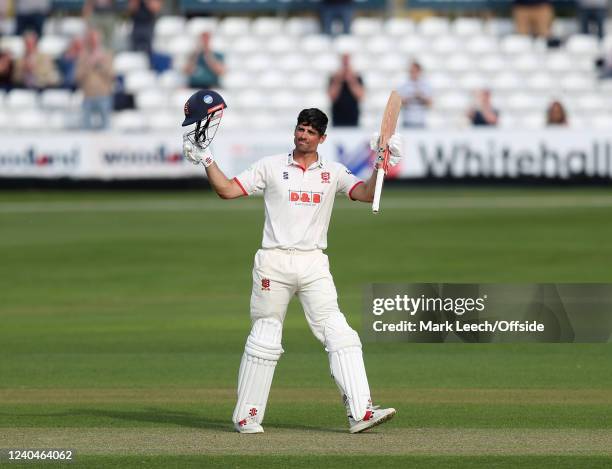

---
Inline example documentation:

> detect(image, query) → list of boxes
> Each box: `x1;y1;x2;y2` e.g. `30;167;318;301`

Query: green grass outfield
1;188;611;468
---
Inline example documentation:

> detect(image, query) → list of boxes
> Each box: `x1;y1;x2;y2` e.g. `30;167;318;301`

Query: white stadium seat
14;110;47;130
158;70;186;90
135;90;169;111
148;112;177;130
397;35;428;55
113;111;148;132
244;53;274;72
352;18;383;36
501;35;533;55
453;18;483;36
269;90;301;111
170;89;198;111
419;17;450;36
333;35;362;54
124;70;157;93
566;35;600;57
40;89;74;110
252;17;284;36
6;89;38;109
526;72;557;92
431;35;460;55
546;52;573;73
458;73;487;92
512;53;541;73
0;35;24;58
154;16;186;39
384;18;415;36
221;71;252;90
59;17;86;37
114;52;149;75
301;35;332;54
291;70;326;90
277;53;304;73
230;36;262;54
187;18;218;36
285;17;320;36
444;54;475;73
465;36;499;55
257;71;288;89
38;35;68;58
492;72;523;93
219;17;251;37
560;73;594;93
477;54;507;74
429;72;456;92
265;36;298;55
311;54;340;74
366;35;394;55
234;90;267;110
437;92;470;112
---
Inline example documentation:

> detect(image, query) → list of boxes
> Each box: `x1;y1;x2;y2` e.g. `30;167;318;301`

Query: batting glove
369;132;403;167
182;133;214;167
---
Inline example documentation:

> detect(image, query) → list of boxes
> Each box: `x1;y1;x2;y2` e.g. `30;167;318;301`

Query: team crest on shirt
261;278;270;290
321;172;330;183
289;190;322;206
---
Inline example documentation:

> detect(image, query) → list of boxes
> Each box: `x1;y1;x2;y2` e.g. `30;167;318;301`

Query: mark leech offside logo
261;279;271;291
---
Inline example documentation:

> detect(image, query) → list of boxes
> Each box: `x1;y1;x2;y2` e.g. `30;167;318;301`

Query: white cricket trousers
250;248;350;341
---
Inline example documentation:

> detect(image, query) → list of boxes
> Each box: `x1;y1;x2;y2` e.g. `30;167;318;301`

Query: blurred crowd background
0;0;611;132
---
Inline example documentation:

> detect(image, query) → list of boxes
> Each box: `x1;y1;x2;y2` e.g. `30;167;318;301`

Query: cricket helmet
182;89;227;149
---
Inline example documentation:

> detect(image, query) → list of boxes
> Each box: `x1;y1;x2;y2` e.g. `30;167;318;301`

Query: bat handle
372;166;386;214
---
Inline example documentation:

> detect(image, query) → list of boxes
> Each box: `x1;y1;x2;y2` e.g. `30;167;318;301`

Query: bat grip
372;167;385;213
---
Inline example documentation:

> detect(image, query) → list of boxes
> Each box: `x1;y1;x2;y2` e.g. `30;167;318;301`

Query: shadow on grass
1;408;345;434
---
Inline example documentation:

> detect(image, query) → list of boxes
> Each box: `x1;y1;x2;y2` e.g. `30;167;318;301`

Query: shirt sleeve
234;158;267;196
336;164;363;200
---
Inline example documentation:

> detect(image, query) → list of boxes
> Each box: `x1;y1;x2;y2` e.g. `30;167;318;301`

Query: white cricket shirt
234;152;363;250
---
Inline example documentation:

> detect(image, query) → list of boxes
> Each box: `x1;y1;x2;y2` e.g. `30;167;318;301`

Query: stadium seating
1;15;612;131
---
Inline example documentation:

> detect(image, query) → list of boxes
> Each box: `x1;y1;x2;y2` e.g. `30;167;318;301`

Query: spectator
320;0;353;36
398;61;432;128
76;29;114;130
0;49;13;90
15;0;51;37
83;0;119;50
12;31;60;89
184;32;226;89
328;53;364;127
467;89;499;126
56;37;83;90
577;0;608;39
546;100;568;126
128;0;162;55
513;0;554;39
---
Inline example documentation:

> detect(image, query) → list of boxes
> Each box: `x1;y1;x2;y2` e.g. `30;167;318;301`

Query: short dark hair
296;108;328;136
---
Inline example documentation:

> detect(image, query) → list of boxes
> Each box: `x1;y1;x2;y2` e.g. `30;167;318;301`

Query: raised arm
349;133;404;203
183;136;245;200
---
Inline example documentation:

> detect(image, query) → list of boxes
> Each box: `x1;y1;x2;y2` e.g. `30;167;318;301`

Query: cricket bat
372;91;402;214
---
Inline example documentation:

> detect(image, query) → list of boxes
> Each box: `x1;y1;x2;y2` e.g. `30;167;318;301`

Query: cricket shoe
234;416;264;434
348;405;396;434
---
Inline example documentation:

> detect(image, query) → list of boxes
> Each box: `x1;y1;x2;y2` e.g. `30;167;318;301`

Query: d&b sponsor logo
289;190;323;205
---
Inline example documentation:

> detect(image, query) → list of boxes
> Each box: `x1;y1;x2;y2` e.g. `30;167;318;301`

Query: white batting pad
232;318;283;425
324;315;371;421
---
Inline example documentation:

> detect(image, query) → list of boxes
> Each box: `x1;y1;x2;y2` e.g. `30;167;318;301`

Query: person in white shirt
397;61;433;128
182;97;403;434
